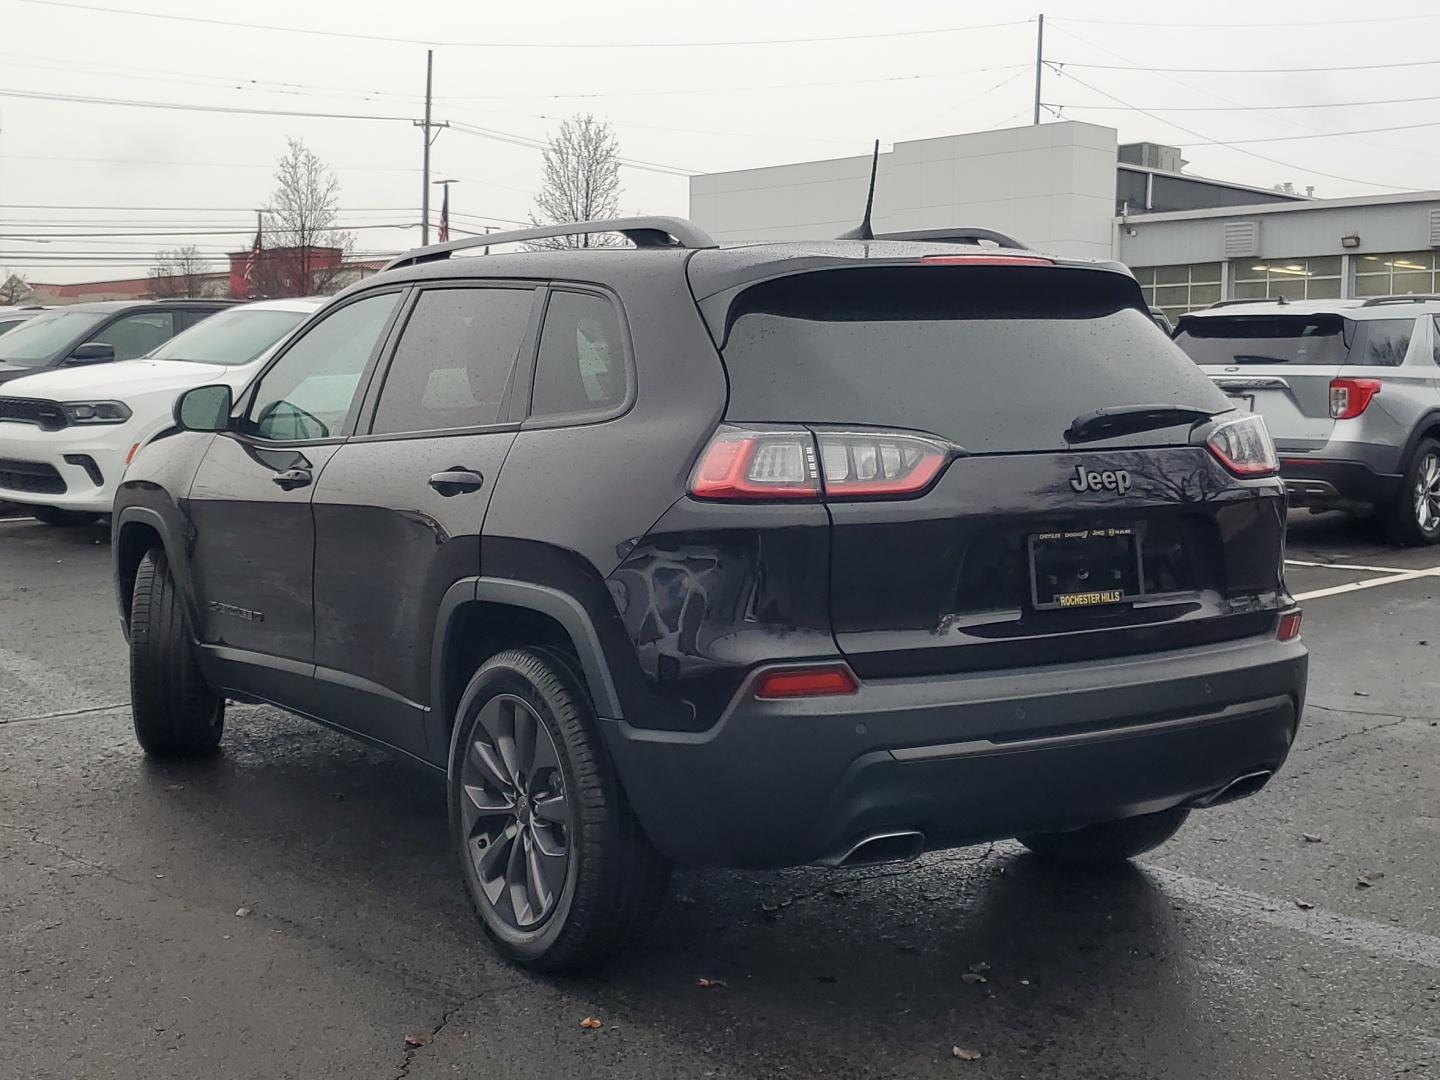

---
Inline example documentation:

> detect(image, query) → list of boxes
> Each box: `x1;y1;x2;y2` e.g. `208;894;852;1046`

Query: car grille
0;458;67;495
0;397;68;430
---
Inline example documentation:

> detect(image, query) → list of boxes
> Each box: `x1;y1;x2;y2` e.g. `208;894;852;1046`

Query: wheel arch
1400;410;1440;466
113;507;174;635
427;577;624;765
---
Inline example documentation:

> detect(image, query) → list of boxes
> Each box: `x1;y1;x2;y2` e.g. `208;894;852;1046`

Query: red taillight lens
688;426;821;500
1206;413;1279;477
753;664;859;699
690;426;952;501
1277;610;1302;641
1330;378;1381;420
918;253;1055;266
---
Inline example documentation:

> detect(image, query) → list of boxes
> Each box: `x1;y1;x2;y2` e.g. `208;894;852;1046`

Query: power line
0;85;414;121
447;122;695;176
1057;92;1440;113
1053;70;1420;192
1053;12;1440;28
16;1;1028;49
1061;58;1440;75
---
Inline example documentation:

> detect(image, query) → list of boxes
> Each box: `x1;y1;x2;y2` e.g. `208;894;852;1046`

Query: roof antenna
837;139;880;240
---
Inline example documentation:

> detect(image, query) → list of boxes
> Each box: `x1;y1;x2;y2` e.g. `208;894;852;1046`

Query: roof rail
382;215;717;272
1359;294;1440;307
1202;297;1309;309
872;227;1033;251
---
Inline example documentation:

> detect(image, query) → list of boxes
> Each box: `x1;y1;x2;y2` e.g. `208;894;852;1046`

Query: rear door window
370;287;535;435
719;265;1228;454
93;311;176;359
529;290;629;419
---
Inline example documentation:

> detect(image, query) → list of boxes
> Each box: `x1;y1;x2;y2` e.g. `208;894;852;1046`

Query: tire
1018;807;1190;868
129;548;224;758
448;647;669;972
1381;438;1440;546
31;506;101;527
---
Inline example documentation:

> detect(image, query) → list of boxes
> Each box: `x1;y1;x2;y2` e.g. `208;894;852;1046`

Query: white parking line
1150;866;1440;971
1292;565;1440;602
0;516;37;524
1286;558;1425;574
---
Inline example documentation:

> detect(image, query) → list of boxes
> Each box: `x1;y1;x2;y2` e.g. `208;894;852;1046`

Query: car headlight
62;401;132;425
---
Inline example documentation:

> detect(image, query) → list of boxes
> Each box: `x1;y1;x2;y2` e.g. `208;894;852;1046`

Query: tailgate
1201;365;1339;451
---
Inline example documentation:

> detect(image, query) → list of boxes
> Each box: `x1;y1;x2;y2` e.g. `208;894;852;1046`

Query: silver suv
1175;296;1440;545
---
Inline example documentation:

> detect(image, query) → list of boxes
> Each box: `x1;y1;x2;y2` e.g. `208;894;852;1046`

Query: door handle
428;469;484;496
272;468;312;490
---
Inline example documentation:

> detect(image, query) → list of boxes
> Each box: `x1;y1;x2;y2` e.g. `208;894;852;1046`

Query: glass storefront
1132;262;1222;323
1230;257;1342;301
1353;251;1439;297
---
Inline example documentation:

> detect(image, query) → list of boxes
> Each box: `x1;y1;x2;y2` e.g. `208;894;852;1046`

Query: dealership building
688;121;1440;326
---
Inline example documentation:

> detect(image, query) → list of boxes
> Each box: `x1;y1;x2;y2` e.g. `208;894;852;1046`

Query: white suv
0;298;324;525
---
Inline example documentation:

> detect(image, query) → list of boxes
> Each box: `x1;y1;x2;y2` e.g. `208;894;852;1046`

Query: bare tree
528;114;623;248
263;138;354;295
1;273;33;304
148;245;210;298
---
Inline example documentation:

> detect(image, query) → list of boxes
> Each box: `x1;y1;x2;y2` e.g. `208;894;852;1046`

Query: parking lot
1;506;1436;1080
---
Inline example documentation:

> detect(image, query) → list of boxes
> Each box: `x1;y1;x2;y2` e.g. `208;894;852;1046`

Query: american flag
437;185;450;244
243;214;262;293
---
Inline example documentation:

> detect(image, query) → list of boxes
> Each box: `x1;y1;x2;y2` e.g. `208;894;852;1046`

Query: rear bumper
603;634;1307;868
1280;456;1401;508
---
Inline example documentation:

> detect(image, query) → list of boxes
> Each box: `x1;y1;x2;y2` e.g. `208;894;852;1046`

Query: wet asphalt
0;508;1436;1080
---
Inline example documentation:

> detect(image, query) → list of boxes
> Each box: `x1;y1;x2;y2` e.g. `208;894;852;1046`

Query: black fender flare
426;576;625;760
112;505;181;630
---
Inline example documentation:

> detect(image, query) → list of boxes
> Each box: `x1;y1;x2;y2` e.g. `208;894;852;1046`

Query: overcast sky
3;0;1438;283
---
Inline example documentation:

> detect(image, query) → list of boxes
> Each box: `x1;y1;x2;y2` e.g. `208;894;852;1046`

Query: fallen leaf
961;972;987;985
1353;690;1370;697
696;978;727;988
404;1033;432;1048
1295;899;1315;910
968;961;991;974
1302;834;1323;843
1419;640;1429;646
164;784;184;792
1356;878;1373;889
154;874;165;879
580;1017;602;1029
952;1047;982;1060
234;907;251;918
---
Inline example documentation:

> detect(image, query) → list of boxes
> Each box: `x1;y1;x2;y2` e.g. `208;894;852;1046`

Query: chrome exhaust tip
1193;768;1275;809
817;830;925;868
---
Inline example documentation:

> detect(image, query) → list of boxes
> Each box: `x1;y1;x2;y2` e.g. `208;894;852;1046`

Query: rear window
1175;314;1415;368
719;266;1228;454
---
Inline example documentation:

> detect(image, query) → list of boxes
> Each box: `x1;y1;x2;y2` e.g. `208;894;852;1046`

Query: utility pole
414;50;448;246
1033;14;1045;125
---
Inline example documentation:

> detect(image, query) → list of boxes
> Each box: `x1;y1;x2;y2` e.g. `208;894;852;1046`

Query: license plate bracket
1028;527;1143;610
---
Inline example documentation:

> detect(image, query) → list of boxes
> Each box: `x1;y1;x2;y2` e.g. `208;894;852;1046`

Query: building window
1354;251;1439;297
1230;256;1342;301
1132;262;1222;323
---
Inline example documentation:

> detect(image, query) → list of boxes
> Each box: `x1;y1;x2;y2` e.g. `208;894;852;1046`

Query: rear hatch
709;262;1287;678
1175;310;1418;452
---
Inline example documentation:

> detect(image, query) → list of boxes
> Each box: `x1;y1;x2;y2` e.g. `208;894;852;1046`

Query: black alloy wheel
459;693;572;930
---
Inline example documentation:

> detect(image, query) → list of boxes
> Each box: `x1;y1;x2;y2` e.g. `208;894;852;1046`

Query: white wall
690;122;1119;259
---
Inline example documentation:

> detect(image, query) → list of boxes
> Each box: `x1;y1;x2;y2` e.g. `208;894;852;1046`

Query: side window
1346;318;1414;367
93;311;176;359
530;291;629;419
243;292;400;441
176;308;220;331
1433;316;1440;365
370;287;535;435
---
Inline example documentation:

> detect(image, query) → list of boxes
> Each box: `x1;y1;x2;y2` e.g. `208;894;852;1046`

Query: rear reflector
1329;377;1381;420
1206;413;1279;477
753;665;859;699
1277;610;1302;641
690;424;951;501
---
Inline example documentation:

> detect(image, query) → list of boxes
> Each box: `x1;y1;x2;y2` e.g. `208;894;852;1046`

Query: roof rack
1359;294;1440;307
873;227;1033;251
382;215;717;272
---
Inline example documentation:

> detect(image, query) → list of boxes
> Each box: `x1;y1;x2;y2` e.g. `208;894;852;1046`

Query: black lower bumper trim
1280;458;1400;507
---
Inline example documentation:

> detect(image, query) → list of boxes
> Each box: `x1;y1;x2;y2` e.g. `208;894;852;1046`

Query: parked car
1174;296;1440;544
0;298;323;526
113;217;1307;971
0;305;48;337
1149;306;1174;336
0;299;234;388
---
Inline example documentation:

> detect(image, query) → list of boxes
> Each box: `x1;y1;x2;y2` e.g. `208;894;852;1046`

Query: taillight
753;664;859;699
1330;378;1381;420
1206;413;1279;477
689;425;951;501
1277;610;1302;641
688;426;821;500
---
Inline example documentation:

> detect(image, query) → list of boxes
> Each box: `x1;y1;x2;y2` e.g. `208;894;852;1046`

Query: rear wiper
1065;404;1218;445
1231;354;1291;364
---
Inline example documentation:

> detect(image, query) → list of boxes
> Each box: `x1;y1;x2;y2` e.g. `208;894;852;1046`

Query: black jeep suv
113;217;1308;971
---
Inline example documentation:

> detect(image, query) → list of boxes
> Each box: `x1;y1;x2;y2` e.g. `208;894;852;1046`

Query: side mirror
66;341;117;365
174;384;233;433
